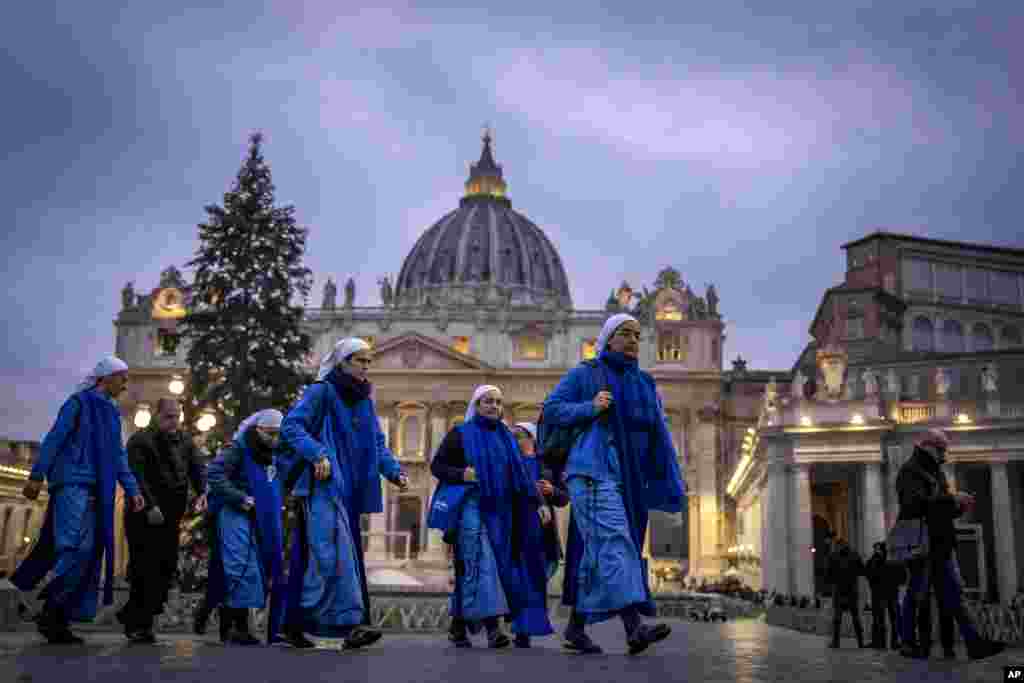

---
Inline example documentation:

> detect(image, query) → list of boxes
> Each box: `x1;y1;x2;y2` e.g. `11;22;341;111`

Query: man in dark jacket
827;539;866;648
865;541;904;650
895;429;1004;661
118;398;207;643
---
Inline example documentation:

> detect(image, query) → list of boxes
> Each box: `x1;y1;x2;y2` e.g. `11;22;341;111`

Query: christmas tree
180;131;314;446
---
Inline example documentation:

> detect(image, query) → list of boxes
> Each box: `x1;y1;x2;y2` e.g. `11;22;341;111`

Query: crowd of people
10;313;686;657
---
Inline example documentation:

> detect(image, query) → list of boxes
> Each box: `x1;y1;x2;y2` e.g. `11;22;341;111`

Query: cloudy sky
2;1;1021;440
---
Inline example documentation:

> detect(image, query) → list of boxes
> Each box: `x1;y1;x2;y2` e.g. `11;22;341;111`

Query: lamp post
134;403;152;429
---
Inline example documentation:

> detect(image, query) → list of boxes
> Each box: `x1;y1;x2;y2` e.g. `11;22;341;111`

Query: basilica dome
394;132;572;309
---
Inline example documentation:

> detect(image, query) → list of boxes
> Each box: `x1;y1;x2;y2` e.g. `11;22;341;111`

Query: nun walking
13;356;145;644
542;314;685;655
510;421;568;648
204;409;286;645
430;386;548;649
277;338;409;650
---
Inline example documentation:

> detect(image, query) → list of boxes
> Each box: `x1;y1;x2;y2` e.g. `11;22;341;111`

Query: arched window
940;319;964;353
1001;325;1022;349
401;415;421;459
911;316;934;352
971;323;994;352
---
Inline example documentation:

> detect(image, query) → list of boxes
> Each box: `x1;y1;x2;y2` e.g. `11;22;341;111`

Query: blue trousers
901;556;980;650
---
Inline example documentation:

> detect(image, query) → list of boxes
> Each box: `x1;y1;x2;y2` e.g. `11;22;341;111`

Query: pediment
372;333;492;371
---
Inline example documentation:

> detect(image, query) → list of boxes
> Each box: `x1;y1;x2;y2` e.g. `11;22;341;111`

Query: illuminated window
156;329;180;356
452;336;470;355
581;338;597;360
656;300;684;321
516;335;547;361
657;330;686;362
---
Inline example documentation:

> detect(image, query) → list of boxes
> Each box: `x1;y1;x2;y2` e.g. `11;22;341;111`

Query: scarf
328;366;373;404
78;388;122;606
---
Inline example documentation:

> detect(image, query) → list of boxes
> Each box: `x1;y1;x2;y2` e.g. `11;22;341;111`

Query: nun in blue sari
430;385;547;649
12;356;145;644
277;338;409;650
542;313;685;655
510;421;568;648
204;409;285;645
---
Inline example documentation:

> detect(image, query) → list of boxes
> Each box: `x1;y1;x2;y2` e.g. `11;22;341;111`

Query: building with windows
725;232;1024;603
111;132;777;586
0;440;47;576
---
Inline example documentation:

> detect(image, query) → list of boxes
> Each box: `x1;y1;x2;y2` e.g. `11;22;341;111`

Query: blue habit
12;388;140;620
205;436;284;621
511;455;557;637
543;351;685;624
448;417;543;632
278;373;402;638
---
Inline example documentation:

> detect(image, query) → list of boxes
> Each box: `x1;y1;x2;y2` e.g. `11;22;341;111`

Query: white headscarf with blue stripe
317;337;371;381
596;313;638;355
465;385;502;422
75;355;129;393
233;408;284;441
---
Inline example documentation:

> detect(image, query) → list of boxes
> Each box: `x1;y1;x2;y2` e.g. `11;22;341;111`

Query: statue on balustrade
344;277;356;308
705;284;719;317
981;363;998;394
122;282;135;310
322;278;337;310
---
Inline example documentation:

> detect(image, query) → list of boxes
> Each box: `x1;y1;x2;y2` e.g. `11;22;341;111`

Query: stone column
765;457;790;594
861;462;887;552
420;407;450;563
990;461;1019;603
790;464;814;599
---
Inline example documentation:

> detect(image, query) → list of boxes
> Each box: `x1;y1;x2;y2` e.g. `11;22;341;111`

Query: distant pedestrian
865;541;903;650
827;539;866;649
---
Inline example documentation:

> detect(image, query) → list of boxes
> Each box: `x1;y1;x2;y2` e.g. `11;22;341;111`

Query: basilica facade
109;133;775;588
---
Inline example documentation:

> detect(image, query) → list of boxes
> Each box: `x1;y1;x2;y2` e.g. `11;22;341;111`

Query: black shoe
967;640;1006;661
827;642;839;649
868;641;885;650
942;649;956;660
563;633;603;654
899;645;929;660
514;634;531;648
627;623;671;656
487;631;510;649
283;629;316;649
344;626;383;650
449;633;473;648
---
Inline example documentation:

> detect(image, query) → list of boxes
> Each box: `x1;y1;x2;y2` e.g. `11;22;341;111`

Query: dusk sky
2;1;1021;440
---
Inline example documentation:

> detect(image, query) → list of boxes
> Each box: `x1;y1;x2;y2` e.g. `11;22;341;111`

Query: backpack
538;360;608;471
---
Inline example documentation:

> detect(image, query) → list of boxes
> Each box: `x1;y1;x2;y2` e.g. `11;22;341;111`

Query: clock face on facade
153;288;186;319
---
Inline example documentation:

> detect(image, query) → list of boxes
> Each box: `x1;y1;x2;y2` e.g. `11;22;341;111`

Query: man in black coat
865;542;904;650
118;398;207;643
827;538;866;649
895;428;1004;661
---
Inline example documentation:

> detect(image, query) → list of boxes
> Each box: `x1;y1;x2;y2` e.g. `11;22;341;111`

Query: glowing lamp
168;376;185;396
800;416;812;427
955;413;971;425
134;404;152;429
850;413;865;425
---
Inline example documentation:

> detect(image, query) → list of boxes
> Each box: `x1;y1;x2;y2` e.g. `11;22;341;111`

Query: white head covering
596;313;638;355
513;422;537;441
465;385;502;422
317;337;371;381
75;355;129;393
233;408;284;441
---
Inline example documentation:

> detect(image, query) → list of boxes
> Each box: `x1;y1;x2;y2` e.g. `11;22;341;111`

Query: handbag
887;465;939;564
886;518;928;563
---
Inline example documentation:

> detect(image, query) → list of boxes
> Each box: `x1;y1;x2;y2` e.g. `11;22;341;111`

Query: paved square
0;618;1017;682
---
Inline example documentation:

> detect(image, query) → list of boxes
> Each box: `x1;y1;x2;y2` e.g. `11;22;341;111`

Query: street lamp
134;403;152;429
168;376;185;396
196;411;217;433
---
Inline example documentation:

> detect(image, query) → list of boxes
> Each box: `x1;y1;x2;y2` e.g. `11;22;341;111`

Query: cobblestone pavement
0;618;1018;683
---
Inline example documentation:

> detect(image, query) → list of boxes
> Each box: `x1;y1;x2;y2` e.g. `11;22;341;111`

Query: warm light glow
800;415;812;427
134;404;152;429
23;536;30;544
196;412;217;433
746;427;755;435
850;413;865;425
956;413;971;424
168;376;185;395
